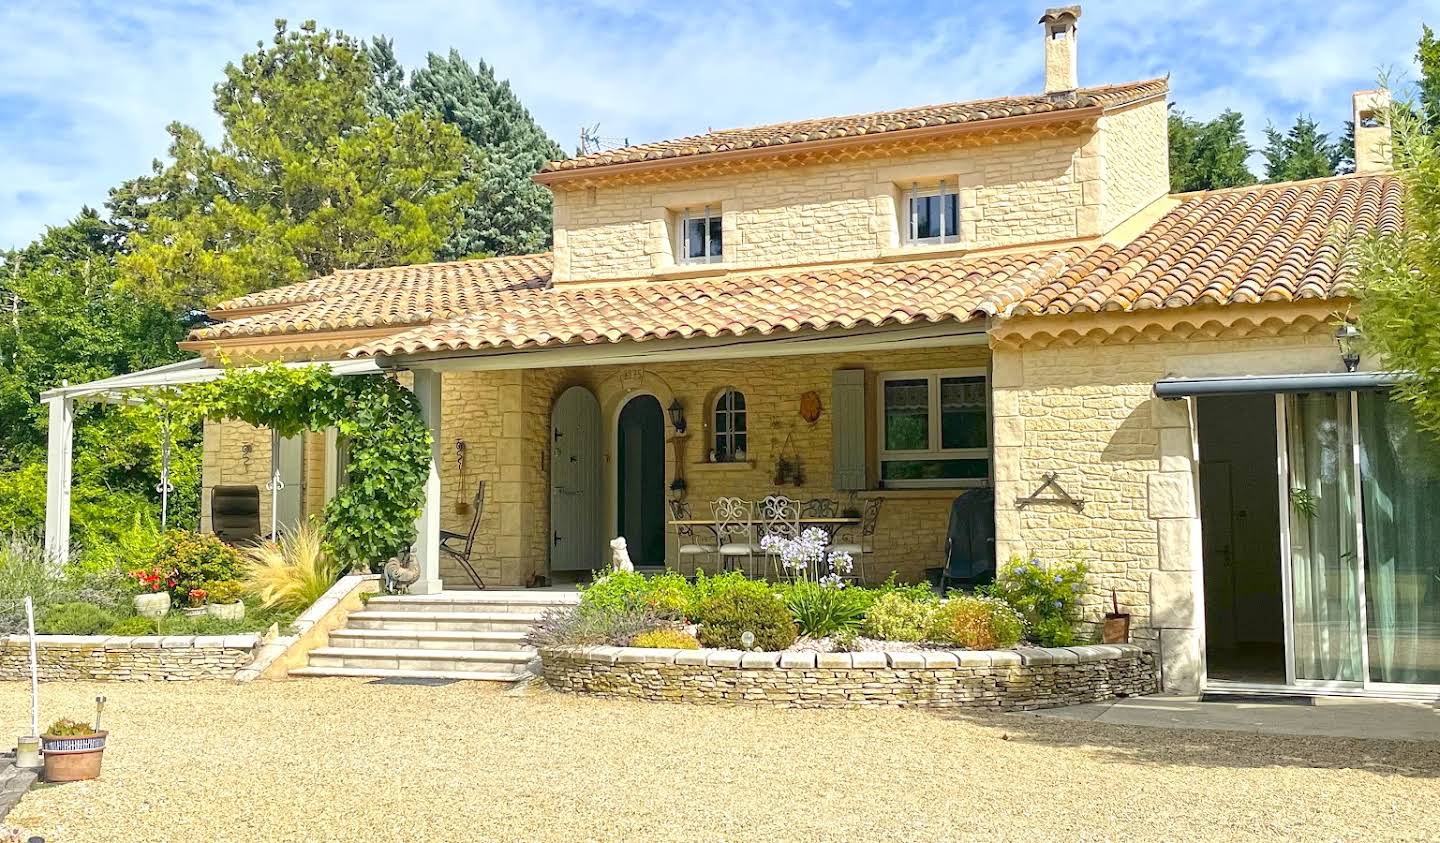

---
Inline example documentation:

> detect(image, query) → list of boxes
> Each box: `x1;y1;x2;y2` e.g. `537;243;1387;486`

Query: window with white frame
676;205;723;264
877;369;989;487
902;181;960;246
712;388;747;461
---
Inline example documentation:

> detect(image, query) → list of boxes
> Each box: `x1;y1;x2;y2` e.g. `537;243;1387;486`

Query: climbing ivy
157;362;431;572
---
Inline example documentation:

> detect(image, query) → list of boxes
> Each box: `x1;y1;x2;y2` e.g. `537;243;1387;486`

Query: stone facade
550;98;1167;284
540;643;1155;709
0;635;258;681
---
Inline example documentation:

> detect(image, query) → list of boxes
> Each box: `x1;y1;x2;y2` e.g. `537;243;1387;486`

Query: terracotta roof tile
350;251;1085;356
541;78;1167;175
1012;174;1402;316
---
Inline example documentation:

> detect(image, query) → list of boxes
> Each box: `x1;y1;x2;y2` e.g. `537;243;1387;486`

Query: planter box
41;731;107;782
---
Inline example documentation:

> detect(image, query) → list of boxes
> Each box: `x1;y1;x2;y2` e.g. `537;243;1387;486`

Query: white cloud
1;0;1436;248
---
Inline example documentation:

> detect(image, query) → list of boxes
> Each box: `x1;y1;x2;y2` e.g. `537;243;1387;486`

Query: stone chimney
1040;6;1081;94
1352;89;1392;173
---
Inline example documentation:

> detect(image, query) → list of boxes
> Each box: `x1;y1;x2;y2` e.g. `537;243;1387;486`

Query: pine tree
371;43;564;258
1169;108;1256;191
1262;116;1342;183
1418;25;1440;133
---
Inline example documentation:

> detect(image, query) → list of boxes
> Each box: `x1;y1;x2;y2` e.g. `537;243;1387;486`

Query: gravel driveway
2;679;1437;842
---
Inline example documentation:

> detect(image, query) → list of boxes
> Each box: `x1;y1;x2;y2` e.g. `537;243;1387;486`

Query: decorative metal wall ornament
798;390;822;424
1014;472;1085;511
155;414;174;529
454;439;469;515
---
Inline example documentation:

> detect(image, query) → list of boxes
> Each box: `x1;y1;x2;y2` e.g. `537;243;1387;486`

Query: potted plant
205;580;246;621
184;588;209;617
126;566;175;619
41;707;107;783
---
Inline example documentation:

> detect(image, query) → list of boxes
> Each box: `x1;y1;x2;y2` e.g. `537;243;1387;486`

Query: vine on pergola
155;362;432;572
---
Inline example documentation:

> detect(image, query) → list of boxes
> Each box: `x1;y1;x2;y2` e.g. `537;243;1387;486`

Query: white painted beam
408;369;444;595
42;396;75;567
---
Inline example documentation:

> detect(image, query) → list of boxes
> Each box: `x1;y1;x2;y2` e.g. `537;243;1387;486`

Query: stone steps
290;590;576;683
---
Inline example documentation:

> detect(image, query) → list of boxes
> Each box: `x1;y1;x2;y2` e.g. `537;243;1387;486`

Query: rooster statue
383;551;421;594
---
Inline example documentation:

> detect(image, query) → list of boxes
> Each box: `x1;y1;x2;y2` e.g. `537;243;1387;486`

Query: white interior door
550;386;603;571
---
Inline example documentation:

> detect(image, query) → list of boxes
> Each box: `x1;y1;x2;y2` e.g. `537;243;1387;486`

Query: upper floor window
903;181;960;246
678;205;723;265
877;369;988;488
712;388;747;462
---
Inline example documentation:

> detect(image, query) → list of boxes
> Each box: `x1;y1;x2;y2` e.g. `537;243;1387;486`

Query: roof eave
533;105;1110;186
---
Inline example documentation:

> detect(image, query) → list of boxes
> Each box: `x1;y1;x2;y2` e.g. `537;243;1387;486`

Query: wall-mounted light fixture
667;398;687;435
1335;322;1363;373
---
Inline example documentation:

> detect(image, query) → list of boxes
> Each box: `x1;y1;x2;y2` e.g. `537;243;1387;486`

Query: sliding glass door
1272;390;1440;693
1357;394;1440;688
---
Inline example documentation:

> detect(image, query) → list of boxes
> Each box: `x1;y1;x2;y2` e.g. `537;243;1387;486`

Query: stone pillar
410;369;444;595
990;348;1026;562
1148;395;1205;693
493;371;530;586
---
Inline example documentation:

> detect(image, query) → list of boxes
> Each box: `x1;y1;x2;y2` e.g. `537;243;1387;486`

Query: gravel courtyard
2;679;1437;842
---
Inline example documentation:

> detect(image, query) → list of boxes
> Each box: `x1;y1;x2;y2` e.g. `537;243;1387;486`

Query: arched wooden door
550;386;603;572
616;394;666;566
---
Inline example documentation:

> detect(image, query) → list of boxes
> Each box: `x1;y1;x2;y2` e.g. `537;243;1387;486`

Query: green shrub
786;582;864;638
860;592;938;641
688;569;774;610
153;530;242;602
37;602;117;635
927;595;1023;649
77;511;162;575
45;718;95;737
695;590;797;651
580;570;690;619
107;615;158;635
526;604;666;647
849;573;938;616
984;557;1088;647
204;579;245;605
631;628;701;649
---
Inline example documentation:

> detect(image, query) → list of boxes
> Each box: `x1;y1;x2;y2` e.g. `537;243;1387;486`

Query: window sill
651;262;733;281
690;461;756;472
877;242;971;262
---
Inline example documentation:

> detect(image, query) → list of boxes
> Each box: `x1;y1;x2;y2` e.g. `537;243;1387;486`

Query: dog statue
609;536;635;573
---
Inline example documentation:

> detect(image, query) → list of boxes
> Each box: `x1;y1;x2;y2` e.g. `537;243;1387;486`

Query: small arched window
712;388;747;462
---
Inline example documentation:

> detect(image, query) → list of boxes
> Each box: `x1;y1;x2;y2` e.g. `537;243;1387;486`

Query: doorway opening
616;394;665;567
1197;394;1285;684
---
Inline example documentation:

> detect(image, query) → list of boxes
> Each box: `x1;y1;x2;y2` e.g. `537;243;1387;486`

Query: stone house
42;7;1429;698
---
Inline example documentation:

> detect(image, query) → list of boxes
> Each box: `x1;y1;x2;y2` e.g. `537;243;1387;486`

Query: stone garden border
0;634;259;682
541;643;1156;709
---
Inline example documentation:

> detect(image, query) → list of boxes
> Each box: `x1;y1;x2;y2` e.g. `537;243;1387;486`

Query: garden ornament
609;536;635;573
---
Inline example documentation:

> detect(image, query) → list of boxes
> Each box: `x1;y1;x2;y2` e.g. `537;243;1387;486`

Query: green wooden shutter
832;368;867;490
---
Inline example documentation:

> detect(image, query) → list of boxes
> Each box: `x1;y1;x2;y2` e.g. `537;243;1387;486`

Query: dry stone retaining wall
0;635;259;681
541;643;1155;709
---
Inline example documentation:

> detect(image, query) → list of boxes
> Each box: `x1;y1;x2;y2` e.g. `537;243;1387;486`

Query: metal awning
40;357;387;404
1154;370;1404;399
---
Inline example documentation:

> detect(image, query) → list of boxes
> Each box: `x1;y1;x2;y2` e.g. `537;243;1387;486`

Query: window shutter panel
832;368;867;490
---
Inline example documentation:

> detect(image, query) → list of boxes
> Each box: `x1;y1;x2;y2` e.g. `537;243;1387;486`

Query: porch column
42;395;75;568
409;369;444;595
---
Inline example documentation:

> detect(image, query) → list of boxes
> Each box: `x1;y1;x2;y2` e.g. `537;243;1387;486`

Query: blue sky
1;0;1436;250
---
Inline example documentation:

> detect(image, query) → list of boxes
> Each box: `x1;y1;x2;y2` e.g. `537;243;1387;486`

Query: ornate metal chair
668;499;717;577
712;497;760;576
800;497;839;542
758;494;801;579
829;497;883;585
440;481;486;590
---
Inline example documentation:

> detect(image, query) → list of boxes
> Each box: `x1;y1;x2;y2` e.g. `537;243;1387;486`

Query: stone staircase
288;590;579;683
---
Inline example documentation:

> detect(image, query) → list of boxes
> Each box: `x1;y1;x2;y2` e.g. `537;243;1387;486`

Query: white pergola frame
38;356;445;595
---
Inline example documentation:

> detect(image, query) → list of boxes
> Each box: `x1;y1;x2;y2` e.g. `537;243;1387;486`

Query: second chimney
1040;6;1081;94
1353;89;1392;174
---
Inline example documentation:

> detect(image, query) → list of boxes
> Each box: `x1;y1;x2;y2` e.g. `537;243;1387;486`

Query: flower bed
539;643;1155;710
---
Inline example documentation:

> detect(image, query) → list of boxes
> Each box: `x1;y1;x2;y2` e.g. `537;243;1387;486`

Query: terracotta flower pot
41;731;107;782
132;592;170;619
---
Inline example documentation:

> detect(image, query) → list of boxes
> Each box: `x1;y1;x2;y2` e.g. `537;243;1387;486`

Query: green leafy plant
850;572;938;615
631;628;701;649
242;521;338;612
204;580;246;605
984;556;1088;647
37;603;117;635
860;592;938;641
525;604;666;648
927;595;1024;649
44;718;96;737
687;569;775;610
580;570;690;619
695;590;797;651
785;582;865;638
152;530;242;603
1289;487;1319;519
168;362;431;572
107;615;159;635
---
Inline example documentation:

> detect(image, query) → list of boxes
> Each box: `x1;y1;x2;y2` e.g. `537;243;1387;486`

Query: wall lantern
667;399;687;435
1335;322;1363;373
